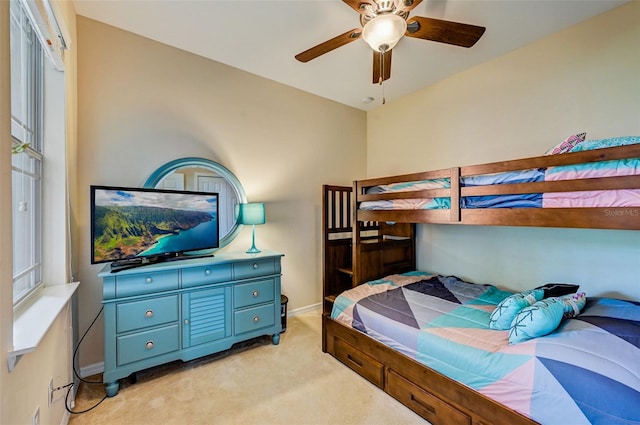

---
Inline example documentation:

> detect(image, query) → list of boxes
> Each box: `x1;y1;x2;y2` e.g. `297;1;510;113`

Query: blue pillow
561;292;587;318
509;297;565;344
508;293;587;344
569;136;639;152
489;289;545;330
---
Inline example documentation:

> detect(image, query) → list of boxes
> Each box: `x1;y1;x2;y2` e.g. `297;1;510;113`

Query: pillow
561;292;587;318
508;292;587;344
489;289;545;330
509;298;564;344
544;133;587;155
534;283;579;298
569;136;640;152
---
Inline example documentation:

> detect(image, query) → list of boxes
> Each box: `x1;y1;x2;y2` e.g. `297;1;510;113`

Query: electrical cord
65;383;107;415
73;306;104;384
64;306;108;414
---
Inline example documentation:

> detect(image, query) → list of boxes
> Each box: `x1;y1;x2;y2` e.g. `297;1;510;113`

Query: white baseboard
59;386;73;425
288;302;321;316
80;361;104;378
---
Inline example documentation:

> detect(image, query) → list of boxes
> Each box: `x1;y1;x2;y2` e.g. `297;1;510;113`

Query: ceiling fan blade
295;28;362;63
400;0;423;12
372;50;392;84
342;0;369;13
406;16;485;48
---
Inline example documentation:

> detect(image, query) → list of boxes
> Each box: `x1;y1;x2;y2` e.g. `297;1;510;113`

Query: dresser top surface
98;250;284;277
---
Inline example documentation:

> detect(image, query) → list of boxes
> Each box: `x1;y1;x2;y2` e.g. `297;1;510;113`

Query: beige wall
3;306;74;425
1;2;13;422
75;17;367;368
367;3;640;300
1;1;79;424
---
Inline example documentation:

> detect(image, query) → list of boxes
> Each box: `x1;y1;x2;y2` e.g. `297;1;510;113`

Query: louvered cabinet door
182;286;232;348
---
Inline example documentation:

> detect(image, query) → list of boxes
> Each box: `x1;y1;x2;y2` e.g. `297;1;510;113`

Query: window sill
9;282;80;372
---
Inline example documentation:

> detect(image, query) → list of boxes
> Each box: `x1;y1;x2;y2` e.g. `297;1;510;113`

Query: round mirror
144;158;247;248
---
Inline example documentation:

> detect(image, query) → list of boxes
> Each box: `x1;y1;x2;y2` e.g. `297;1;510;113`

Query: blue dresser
99;251;284;396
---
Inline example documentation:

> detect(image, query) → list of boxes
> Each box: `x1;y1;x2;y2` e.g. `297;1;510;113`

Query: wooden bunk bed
322;143;640;425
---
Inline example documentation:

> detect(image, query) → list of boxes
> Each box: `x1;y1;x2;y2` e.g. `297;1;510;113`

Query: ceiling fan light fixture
362;14;407;52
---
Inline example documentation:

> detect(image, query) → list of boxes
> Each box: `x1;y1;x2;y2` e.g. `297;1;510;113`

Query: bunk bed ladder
322;185;359;315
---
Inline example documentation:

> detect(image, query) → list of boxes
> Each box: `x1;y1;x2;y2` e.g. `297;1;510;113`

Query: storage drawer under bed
387;369;470;425
333;337;384;388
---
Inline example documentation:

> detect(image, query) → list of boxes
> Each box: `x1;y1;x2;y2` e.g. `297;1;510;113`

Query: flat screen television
91;185;219;270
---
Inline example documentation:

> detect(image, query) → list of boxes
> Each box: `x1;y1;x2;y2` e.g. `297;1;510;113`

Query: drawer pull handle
205;269;211;275
145;277;153;283
410;394;436;416
252;290;259;297
184;319;190;325
252;263;259;269
252;315;260;323
145;341;155;350
144;310;154;318
346;354;363;368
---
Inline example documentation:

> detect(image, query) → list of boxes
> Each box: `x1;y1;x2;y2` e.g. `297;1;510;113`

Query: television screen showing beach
92;188;219;263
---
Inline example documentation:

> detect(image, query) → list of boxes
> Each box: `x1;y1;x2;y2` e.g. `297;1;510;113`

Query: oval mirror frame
144;157;247;249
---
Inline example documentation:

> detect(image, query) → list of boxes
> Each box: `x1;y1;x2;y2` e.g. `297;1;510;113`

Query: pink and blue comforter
462;155;640;209
332;272;640;425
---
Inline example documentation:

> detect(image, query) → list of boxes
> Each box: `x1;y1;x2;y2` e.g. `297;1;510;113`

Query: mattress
331;272;640;425
360;179;451;211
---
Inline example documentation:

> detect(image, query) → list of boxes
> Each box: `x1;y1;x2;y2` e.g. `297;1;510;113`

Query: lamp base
246;224;261;254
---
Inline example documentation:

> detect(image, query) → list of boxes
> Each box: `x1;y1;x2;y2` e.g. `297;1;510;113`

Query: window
10;0;44;305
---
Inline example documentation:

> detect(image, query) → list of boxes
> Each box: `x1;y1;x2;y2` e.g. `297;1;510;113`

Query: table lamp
237;203;266;254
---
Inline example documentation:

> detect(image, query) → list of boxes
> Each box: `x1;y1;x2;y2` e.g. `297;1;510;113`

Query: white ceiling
72;0;627;111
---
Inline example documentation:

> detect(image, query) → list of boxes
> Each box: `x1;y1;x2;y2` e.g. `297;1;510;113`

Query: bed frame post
352;180;362;286
451;167;461;222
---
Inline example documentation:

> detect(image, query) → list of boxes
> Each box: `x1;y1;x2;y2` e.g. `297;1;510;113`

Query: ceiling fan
295;0;486;84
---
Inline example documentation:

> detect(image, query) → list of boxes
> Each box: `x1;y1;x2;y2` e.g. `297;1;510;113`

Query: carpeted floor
69;309;426;425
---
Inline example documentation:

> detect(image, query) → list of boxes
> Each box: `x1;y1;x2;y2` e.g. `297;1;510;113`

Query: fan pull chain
379;50;386;105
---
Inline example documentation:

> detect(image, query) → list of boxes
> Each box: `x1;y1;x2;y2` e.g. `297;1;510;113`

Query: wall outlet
48;377;54;406
32;406;40;425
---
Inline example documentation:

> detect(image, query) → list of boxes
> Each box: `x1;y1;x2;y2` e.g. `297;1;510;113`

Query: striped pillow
545;133;587;155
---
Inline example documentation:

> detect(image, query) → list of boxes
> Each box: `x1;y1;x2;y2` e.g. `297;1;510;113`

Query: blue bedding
332;273;640;425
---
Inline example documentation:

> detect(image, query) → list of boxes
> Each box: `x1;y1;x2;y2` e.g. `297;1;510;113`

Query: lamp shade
237;203;266;225
362;14;407;52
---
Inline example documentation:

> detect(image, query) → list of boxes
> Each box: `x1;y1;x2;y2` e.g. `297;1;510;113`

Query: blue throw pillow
561;292;587;318
508;293;587;344
509;297;565;344
489;289;545;330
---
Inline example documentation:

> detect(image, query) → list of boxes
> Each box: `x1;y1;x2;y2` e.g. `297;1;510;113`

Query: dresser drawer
115;270;179;298
334;337;384;388
117;324;180;366
233;258;277;280
234;303;275;335
387;370;470;425
182;264;232;288
116;295;179;333
234;279;275;308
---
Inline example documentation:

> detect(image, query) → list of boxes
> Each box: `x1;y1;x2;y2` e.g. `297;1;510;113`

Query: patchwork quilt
331;272;640;425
